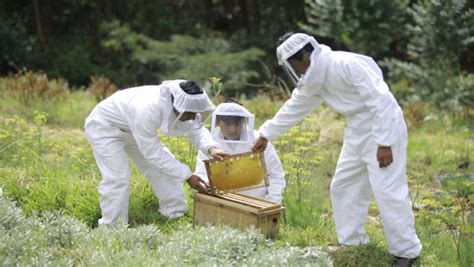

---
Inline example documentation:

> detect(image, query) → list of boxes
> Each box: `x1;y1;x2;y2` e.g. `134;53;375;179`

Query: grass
1;75;473;266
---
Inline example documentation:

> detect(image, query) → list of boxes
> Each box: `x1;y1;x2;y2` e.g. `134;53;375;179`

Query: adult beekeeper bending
85;80;229;225
195;99;286;203
252;32;421;266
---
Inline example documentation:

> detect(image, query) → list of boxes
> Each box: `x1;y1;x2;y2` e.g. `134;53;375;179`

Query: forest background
1;0;473;266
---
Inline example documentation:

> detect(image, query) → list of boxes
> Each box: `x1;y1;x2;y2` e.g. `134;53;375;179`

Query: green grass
1;81;473;266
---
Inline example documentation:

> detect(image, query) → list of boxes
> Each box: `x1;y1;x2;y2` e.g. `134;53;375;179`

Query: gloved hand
252;136;268;152
377;146;393;168
187;174;210;194
208;147;229;160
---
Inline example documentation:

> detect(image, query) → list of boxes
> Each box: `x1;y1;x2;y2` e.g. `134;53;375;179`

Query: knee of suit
140;169;159;179
100;174;131;189
373;183;409;202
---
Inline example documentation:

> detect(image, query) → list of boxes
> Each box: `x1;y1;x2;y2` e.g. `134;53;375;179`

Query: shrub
89;75;118;102
0;196;333;266
301;0;409;58
2;70;67;105
100;20;265;93
384;59;474;112
383;0;474;112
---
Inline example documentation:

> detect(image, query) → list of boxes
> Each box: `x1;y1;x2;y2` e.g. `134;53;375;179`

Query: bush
0;196;333;266
100;20;265;94
301;0;409;58
2;70;67;105
406;0;474;70
0;15;34;74
384;59;474;112
29;36;102;86
89;75;118;102
383;0;474;112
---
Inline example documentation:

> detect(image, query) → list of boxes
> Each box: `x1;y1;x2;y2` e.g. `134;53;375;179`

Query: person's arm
253;88;322;152
126;104;192;182
259;88;323;142
188;126;229;160
263;141;286;203
345;56;403;167
194;150;210;182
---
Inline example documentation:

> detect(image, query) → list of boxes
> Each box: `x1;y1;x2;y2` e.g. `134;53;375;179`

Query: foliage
329;243;394;267
411;172;474;266
29;36;102;86
274;118;322;205
208;76;224;100
0;196;332;266
401;101;437;128
0;111;48;166
241;96;286;126
1;70;67;105
89;75;118;102
0;71;98;128
0;88;473;265
0;15;34;73
383;0;474;112
384;60;474;111
100;20;265;94
301;0;409;58
406;0;474;70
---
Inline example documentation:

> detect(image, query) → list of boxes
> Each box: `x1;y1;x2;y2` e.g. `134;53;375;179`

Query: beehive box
193;151;284;238
193;192;284;238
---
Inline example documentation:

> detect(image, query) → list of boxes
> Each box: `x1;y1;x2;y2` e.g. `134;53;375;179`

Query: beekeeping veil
276;33;321;86
159;80;215;136
210;102;255;145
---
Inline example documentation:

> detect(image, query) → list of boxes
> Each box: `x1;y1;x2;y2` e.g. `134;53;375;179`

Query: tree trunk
241;0;253;33
33;0;45;43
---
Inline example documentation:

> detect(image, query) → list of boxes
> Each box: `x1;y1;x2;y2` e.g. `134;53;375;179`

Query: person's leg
364;127;421;259
331;132;373;246
85;122;131;225
125;140;188;218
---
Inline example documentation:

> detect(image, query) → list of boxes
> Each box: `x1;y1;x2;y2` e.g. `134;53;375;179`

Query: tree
301;0;410;58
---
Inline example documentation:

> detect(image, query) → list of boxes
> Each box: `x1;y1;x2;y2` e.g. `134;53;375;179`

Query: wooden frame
203;151;269;195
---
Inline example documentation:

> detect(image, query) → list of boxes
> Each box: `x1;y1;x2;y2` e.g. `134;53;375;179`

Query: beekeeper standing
195;98;286;203
84;80;229;225
252;32;421;266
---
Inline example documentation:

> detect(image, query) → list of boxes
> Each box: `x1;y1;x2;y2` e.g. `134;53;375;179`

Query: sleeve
259;88;323;141
125;104;192;182
187;126;220;157
194;150;211;182
263;141;286;203
345;56;403;147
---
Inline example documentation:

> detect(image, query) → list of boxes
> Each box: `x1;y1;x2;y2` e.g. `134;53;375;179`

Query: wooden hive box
193;151;285;238
193;192;284;238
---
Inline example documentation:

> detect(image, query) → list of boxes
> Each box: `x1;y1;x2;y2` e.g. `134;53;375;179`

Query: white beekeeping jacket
260;45;405;147
195;103;286;203
90;80;219;182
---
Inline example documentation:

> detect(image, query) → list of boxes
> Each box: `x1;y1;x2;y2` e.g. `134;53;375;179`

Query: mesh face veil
211;103;255;145
161;80;215;135
276;33;321;86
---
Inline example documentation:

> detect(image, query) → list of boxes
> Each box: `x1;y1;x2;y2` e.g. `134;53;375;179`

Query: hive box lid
203;151;268;194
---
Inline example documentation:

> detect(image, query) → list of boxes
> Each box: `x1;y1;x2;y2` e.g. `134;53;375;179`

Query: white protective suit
260;34;421;258
195;103;286;203
84;80;219;224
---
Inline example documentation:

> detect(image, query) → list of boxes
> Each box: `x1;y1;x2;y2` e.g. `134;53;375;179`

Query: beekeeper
84;80;229;225
252;32;421;265
195;99;286;203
